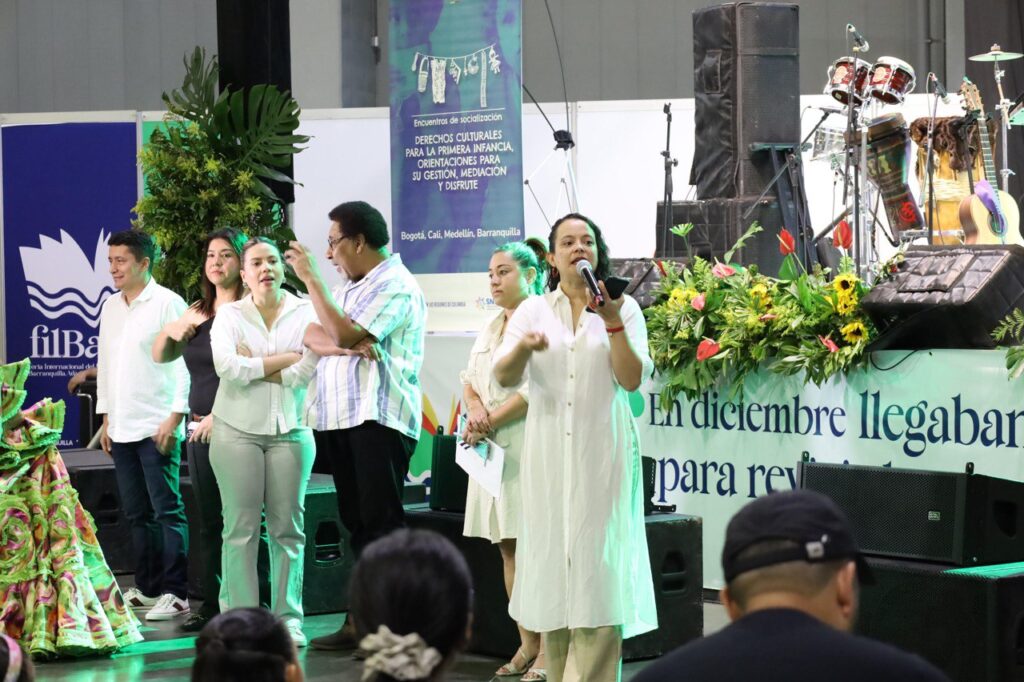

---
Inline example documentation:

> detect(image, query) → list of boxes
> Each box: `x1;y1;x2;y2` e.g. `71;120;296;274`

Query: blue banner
390;0;525;274
2;122;138;446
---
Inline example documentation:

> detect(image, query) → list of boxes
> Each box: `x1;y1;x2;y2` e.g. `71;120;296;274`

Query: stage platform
31;599;730;681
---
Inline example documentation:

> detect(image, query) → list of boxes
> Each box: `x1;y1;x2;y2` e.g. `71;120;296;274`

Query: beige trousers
544;626;623;682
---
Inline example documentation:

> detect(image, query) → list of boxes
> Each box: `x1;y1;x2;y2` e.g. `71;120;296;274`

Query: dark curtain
964;0;1024;205
216;0;295;204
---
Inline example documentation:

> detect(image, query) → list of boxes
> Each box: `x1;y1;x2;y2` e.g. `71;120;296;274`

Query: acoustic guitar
957;78;1021;245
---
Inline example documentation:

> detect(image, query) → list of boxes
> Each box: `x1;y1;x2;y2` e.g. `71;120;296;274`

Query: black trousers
187;439;271;616
319;421;416;556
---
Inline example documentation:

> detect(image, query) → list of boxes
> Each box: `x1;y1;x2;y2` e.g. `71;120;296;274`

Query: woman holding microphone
461;239;547;680
209;237;318;646
493;214;657;682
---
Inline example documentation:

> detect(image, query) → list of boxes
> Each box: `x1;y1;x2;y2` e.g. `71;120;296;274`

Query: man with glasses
284;201;426;651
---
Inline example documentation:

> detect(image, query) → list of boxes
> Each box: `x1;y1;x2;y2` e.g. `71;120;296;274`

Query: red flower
778;228;796;255
712;262;736;278
819;335;839;353
691;293;706;311
696;338;721;362
832;220;853;250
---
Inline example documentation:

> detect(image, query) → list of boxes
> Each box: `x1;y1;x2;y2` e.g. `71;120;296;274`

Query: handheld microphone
815;105;844;116
846;23;870;52
929;72;950;104
575;259;605;307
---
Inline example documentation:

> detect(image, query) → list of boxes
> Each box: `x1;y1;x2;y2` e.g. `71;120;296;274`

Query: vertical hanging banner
390;0;525;275
1;122;137;446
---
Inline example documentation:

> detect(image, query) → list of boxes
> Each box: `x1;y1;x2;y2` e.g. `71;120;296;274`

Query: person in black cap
633;489;951;682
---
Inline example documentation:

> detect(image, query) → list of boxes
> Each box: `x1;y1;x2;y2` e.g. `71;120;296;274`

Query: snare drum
867;57;916;105
825;57;870;105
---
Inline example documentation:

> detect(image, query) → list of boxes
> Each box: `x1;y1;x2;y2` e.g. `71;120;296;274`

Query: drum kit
809;31;1024;274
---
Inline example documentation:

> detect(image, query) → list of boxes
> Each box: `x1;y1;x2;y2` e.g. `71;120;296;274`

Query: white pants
210;418;315;626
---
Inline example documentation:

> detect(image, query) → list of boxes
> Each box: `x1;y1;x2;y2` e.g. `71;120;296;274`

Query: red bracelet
606;325;625;334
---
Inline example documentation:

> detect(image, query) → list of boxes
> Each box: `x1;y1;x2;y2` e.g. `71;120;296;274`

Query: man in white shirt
285;201;426;651
96;230;191;621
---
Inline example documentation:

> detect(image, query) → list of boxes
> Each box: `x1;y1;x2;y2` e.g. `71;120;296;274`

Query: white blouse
497;288;658;638
210;292;319;435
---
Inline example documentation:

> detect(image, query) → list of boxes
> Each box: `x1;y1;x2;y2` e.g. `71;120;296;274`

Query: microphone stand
841;40;867;274
923;82;941;244
660;103;679;257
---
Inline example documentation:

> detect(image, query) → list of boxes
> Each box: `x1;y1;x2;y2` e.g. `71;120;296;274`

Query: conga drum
864;114;925;236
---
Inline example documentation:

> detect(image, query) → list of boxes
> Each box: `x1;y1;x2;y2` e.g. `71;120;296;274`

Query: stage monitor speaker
406;506;703;661
302;473;355;615
690;2;800;199
857;557;1024;681
861;245;1024;350
799;461;1024;566
62;448;133;574
656;197;787;277
610;258;689;310
429;432;468;513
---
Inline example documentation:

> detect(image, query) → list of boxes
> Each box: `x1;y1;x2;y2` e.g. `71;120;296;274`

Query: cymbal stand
992;60;1015;193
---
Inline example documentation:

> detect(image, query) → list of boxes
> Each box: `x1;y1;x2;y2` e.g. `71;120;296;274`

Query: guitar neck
977;117;999;186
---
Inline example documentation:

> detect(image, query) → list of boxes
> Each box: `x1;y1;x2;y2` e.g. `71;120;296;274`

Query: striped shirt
313;254;426;439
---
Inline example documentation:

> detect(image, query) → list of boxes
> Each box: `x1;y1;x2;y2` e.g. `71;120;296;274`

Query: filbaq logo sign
19;230;114;359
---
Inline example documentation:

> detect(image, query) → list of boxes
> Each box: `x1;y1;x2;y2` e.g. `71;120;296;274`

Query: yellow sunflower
835;293;857;316
749;282;770;308
833;272;858;294
840;320;868;343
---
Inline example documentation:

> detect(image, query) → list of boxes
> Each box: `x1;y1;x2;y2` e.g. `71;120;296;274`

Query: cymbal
969;44;1023;62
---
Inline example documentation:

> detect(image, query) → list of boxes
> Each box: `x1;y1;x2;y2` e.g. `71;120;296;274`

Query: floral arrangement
132;47;308;301
992;309;1024;379
645;219;876;406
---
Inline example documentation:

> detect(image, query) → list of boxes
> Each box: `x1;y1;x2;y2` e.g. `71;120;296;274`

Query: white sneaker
145;593;190;621
287;621;307;648
122;587;159;609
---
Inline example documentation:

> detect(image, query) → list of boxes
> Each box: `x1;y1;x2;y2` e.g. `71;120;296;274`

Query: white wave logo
20;230;115;329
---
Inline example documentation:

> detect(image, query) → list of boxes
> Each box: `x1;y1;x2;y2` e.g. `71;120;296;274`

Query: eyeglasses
327;234;350;249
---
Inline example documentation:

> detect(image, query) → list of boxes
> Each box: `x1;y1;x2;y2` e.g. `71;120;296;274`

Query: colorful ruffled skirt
0;359;142;656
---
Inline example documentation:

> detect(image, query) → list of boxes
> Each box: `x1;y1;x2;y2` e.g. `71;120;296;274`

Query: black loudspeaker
611;258;690;310
656;198;787;277
62;448;133;574
861;245;1024;350
857;557;1024;681
406;506;703;661
215;0;294;204
302;473;356;615
799;461;1024;566
430;432;468;512
690;2;800;199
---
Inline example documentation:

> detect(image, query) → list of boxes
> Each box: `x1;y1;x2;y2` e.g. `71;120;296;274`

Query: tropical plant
645;222;876;407
132;47;309;301
992;308;1024;379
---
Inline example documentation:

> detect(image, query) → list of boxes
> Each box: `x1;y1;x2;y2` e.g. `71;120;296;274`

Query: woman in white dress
494;214;657;682
460;238;548;680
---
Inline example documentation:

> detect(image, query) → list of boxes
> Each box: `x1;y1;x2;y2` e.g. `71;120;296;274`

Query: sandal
522;669;547;682
495;648;536;677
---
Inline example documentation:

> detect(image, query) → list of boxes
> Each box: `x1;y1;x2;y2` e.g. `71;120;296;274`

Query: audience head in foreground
351;529;473;681
720;487;873;630
192;608;302;682
632;489;952;682
0;635;33;682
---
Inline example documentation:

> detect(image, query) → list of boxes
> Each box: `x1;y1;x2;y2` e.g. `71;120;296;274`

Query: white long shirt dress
461;310;528;542
497;288;658;638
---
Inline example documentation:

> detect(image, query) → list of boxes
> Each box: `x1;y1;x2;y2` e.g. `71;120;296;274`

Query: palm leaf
161;47;219;129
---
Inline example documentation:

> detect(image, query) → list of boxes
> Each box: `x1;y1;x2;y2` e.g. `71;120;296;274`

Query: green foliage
645;224;876;408
132;47;309;302
992;309;1024;379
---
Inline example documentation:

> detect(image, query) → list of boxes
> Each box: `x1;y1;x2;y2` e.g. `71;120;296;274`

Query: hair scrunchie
360;625;443;681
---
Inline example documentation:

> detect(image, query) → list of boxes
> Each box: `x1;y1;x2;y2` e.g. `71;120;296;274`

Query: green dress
0;359;142;656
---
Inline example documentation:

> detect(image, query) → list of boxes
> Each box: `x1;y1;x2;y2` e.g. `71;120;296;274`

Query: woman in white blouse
460;238;547;680
209;237;319;647
493;214;657;682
